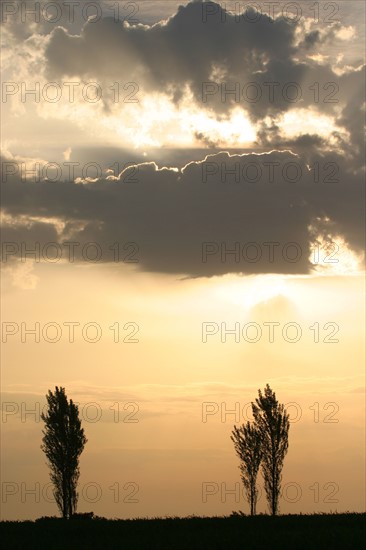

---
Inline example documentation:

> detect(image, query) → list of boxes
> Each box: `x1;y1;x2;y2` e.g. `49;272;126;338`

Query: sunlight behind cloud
214;274;297;311
111;97;257;148
274;108;350;145
187;107;257;147
310;235;364;275
309;216;365;276
1;0;365;523
34;85;257;149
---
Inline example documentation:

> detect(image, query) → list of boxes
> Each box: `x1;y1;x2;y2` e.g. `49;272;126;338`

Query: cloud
42;1;298;121
1;2;364;278
37;1;365;156
2;2;364;157
62;147;72;161
1;149;364;277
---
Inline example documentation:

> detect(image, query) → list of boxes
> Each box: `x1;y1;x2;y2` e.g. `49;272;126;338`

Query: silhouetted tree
231;422;262;515
252;384;290;516
41;387;87;519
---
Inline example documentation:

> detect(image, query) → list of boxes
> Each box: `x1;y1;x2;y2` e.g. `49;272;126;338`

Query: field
1;513;365;549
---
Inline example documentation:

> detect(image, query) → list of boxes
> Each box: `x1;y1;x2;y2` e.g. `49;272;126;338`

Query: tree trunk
62;474;68;519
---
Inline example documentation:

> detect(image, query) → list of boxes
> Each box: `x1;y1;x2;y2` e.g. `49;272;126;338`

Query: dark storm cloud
254;65;365;167
1;151;364;277
300;30;321;49
43;0;301;121
41;1;364;145
1;1;364;277
338;66;366;162
44;1;295;79
4;1;363;158
0;0;119;41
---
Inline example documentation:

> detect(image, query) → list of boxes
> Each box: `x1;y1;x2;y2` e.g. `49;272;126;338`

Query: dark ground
0;513;365;549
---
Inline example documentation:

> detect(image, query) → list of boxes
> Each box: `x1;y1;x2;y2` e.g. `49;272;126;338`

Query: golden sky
1;0;365;519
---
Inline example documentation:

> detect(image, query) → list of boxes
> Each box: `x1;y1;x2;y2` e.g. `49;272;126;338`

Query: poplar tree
41;387;87;519
252;384;290;516
231;421;263;515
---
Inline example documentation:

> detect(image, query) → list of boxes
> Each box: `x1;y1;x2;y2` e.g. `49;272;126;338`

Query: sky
0;0;365;519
